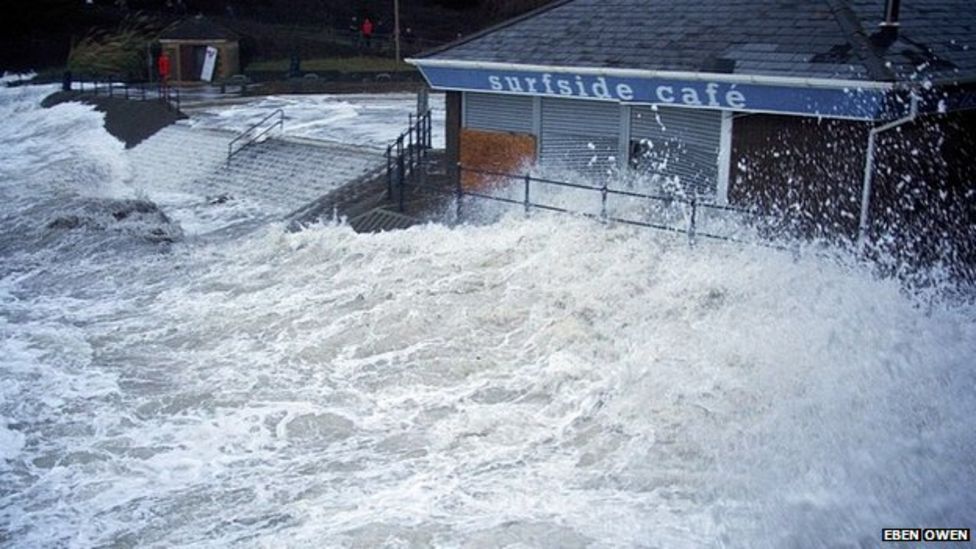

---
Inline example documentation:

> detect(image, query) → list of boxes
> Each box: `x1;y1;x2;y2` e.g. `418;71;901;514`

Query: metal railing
227;109;285;165
453;165;789;249
386;109;433;212
72;79;181;112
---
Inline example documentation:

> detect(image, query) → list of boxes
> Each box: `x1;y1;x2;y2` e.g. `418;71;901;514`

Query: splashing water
0;84;974;548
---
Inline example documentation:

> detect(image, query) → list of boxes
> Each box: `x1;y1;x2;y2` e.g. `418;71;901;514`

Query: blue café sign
416;65;893;120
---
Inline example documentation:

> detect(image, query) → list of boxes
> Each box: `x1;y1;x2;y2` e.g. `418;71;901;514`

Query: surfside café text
489;73;747;108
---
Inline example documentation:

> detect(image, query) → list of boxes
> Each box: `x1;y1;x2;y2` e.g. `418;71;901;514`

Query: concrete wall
728;114;869;241
870;110;976;277
729;110;976;279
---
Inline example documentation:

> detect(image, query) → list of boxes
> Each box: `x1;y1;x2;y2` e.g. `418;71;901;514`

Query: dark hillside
1;0;554;74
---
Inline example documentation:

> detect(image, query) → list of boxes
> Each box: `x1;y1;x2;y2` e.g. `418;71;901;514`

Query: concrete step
349;207;420;233
124;124;388;234
192;137;385;214
289;150;451;233
125;124;234;193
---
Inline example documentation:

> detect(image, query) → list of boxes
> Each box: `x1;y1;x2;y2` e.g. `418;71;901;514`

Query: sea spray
1;83;973;548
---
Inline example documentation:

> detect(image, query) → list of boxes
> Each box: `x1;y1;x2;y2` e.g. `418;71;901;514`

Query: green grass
247;56;414;73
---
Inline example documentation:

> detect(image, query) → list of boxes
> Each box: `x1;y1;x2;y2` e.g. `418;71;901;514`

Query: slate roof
418;0;976;85
160;16;238;41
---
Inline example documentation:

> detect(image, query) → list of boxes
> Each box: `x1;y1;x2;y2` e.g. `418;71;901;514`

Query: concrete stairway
205;136;384;214
126;124;231;192
124;123;386;234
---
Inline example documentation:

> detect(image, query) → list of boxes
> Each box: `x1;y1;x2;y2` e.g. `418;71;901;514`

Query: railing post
408;113;414;182
423;112;428;150
688;198;697;247
397;149;406;213
386;145;393;199
524;173;531;216
601;180;609;222
455;164;463;222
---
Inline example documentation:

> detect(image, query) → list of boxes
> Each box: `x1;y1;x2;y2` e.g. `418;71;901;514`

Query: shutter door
540;98;620;175
630;106;722;196
463;92;535;134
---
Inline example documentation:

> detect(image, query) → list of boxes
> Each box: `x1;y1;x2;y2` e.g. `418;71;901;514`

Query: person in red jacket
360;17;374;49
157;52;171;84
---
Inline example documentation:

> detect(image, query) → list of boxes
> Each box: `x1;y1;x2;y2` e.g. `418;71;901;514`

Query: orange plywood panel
459;129;536;190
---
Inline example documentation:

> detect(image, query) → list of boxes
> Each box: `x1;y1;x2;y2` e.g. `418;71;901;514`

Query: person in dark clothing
361;17;374;50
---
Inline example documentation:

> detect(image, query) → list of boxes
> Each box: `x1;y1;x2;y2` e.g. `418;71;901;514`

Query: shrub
67;15;161;81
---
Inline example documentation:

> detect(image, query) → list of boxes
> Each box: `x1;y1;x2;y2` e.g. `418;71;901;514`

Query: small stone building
159;16;240;82
409;0;976;272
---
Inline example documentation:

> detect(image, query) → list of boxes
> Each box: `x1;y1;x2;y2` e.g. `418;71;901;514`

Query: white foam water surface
0;83;974;548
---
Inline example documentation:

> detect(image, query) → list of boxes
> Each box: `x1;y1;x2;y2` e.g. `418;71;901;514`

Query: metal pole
394;0;401;69
689;198;697;247
524;174;531;215
398;152;406;212
408;113;414;181
455;164;463;221
386;146;393;198
147;42;154;85
856;94;918;253
600;180;608;222
419;112;425;158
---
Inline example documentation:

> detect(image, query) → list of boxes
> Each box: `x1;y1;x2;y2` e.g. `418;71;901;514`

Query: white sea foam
186;93;446;150
0;83;973;548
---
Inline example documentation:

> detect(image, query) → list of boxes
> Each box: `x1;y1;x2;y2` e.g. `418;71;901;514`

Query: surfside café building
408;0;976;270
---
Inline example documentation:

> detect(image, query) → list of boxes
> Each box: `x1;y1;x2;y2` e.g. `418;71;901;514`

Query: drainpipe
856;93;919;253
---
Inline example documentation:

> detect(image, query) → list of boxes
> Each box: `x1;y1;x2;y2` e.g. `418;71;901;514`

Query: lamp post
394;0;401;69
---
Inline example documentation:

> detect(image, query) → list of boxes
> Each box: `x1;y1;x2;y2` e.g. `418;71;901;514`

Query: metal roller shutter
463;93;535;134
540;98;620;176
630;106;722;196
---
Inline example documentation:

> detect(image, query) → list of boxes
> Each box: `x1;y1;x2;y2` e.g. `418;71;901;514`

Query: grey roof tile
421;0;976;84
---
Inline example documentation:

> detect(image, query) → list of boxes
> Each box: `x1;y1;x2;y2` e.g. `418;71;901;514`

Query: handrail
457;164;759;215
451;164;791;251
227;109;285;165
71;78;181;112
385;109;433;211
